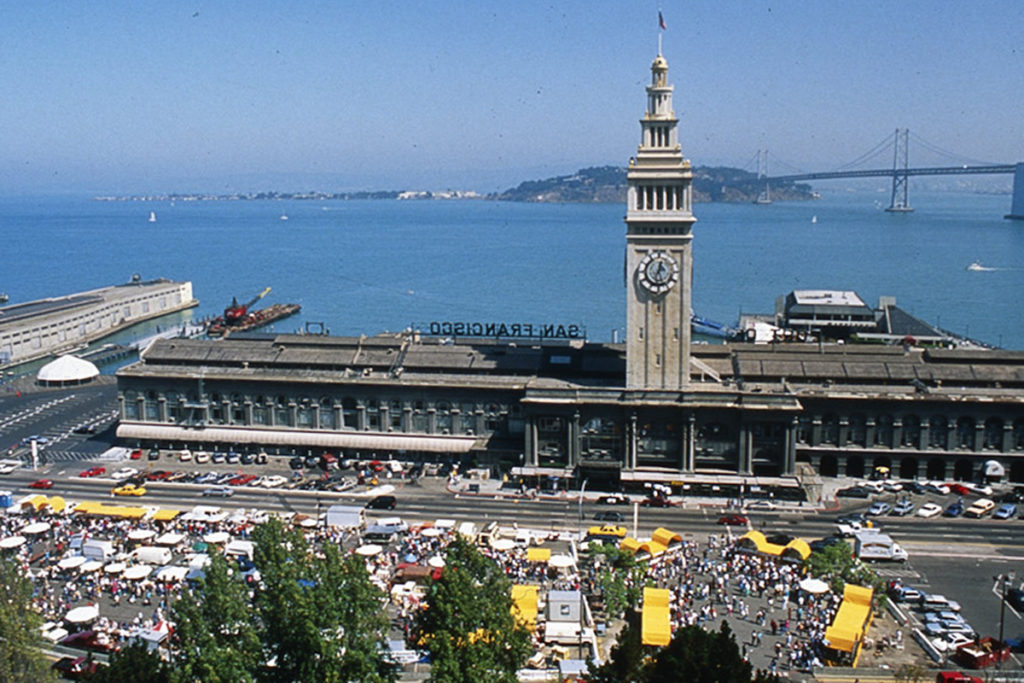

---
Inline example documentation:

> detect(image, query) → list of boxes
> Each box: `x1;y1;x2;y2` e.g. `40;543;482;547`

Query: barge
207;303;301;337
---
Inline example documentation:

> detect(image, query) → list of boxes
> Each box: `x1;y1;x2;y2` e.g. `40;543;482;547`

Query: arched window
821;414;839;445
296;398;314;428
848;414;867;447
319;398;335;429
275;395;291;427
253;395;267;425
436;401;452;434
123;390;139;420
984;418;1003;450
929;416;948;449
460;403;477;434
902;415;921;448
365;399;380;431
165;391;180;423
875;415;893;448
342;398;358;429
955;417;975;450
231;394;246;425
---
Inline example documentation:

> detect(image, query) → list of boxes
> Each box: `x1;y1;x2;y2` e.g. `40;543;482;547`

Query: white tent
37;355;99;386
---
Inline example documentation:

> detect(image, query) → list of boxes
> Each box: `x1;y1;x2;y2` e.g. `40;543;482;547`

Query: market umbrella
0;535;26;549
799;577;830;594
155;566;189;582
202;532;230;545
123;564;153;581
298;517;317;528
420;527;442;537
128;529;155;541
58;556;86;571
65;604;100;624
549;554;574;569
79;560;103;573
22;521;51;535
356;544;383;557
490;539;515;551
156;532;185;546
404;553;418;563
427;555;445;568
104;562;126;575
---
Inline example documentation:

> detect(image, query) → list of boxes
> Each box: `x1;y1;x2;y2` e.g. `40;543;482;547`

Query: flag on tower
658;11;667;30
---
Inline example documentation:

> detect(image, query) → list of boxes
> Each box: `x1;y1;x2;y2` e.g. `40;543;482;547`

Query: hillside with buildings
491;165;816;203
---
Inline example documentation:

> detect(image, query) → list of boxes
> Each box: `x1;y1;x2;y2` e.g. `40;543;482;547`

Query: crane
223;286;271;324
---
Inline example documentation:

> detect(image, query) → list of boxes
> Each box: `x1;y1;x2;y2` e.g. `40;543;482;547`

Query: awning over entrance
116;423;478;454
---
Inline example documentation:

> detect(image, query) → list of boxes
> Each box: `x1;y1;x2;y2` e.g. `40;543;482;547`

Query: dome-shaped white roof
37;355;99;383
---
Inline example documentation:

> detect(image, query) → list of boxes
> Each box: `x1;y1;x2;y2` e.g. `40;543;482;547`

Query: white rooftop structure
791;290;866;307
37;355;99;385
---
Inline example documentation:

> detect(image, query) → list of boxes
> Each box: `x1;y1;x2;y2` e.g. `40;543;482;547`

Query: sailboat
280;213;289;221
148;211;157;223
811;215;818;224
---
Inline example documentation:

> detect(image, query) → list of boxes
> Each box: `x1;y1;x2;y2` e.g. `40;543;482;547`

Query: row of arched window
797;414;1024;452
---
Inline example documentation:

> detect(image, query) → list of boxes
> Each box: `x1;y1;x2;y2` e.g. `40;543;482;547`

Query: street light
577;478;589;539
997;571;1016;660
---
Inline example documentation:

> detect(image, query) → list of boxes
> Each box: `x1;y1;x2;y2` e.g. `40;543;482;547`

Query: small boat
966;261;995;272
148;211;157;223
280;213;289;221
811;215;818;224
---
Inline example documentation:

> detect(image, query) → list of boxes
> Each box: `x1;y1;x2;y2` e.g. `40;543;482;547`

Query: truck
853;531;908;562
835;520;874;537
953;637;1010;669
325;504;365;530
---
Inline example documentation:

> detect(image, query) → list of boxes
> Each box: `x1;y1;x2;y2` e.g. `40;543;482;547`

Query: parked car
917;502;943;518
111;467;138;481
256;451;268;464
366;495;397;510
837;486;872;498
890;586;924;603
881;480;904;492
228;474;257;486
717;514;749;526
925;481;951;495
964;498;996;518
966;483;994;496
194;451;210;464
745;500;777;511
145;470;172;481
28;479;53;489
129;449;143;460
60;629;120;653
211;452;226;464
240;452;255;464
994;503;1018;520
147;448;160;460
948;483;971;496
52;655;102;679
867;502;892;516
202;486;234;497
836;512;868;525
73;424;97;435
891;499;915;516
289;457;305;470
640;496;673;508
809;536;847;553
226;451;240;464
178;449;193;462
944;501;965;517
901;481;927;495
79;466;106;478
194;472;220;485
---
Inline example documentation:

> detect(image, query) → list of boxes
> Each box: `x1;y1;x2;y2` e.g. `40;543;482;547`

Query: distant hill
490;165;815;203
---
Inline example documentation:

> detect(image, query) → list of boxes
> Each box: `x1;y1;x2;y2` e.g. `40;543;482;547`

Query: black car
900;481;927;495
289;456;304;470
147;448;160;460
366;495;396;510
836;486;872;498
1000;491;1024;504
240;452;255;464
73;424;97;435
835;512;868;525
304;455;320;468
809;535;846;553
764;533;794;546
593;511;625;523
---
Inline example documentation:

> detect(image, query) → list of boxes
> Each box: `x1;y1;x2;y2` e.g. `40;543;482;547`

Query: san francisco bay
2;189;1021;349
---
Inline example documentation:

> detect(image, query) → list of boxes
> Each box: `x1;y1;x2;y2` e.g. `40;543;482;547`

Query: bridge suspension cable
908;131;1001;167
764;151;806;175
830;132;895;172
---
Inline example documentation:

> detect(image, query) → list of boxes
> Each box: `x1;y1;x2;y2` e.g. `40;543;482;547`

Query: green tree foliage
412;536;532;683
589;619;780;683
806;542;883;596
0;557;56;682
169;552;262;683
89;640;173;683
589;542;647;619
252;518;395;683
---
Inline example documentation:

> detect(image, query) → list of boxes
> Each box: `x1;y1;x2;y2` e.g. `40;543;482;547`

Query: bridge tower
885;128;913;213
754;150;772;204
1006;163;1024;220
625;53;696;390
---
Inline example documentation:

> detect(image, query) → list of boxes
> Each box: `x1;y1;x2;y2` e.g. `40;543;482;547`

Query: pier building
115;56;1024;488
1;279;197;368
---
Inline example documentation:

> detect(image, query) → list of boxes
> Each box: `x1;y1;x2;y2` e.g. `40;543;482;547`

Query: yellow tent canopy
737;530;811;562
152;509;181;522
511;584;539;632
824;584;874;654
620;537;642;554
641;587;672;646
651;527;682;548
527;547;551;563
638;540;668;559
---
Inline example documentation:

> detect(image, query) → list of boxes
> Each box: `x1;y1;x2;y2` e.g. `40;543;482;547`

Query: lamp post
577;478;589;539
998;571;1016;660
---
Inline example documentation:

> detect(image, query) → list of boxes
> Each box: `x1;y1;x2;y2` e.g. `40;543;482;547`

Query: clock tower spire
625;53;696;390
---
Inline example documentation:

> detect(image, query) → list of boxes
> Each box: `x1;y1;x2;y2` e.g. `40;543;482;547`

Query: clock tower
625;54;696;390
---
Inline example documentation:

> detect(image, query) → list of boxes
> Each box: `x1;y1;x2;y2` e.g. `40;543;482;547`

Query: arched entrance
1010;460;1024;483
819;454;838;478
845;454;865;479
953;459;974;481
926;458;946;480
872;456;893;478
899;457;918;480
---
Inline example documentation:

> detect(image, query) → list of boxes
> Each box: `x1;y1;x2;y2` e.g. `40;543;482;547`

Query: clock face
637;251;678;295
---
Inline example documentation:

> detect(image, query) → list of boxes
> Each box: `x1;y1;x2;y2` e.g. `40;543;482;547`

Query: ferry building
116;56;1024;492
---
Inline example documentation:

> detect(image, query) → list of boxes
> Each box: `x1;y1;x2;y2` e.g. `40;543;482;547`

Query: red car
145;470;172;481
79;466;106;478
640;497;673;508
28;479;53;489
717;514;749;526
52;655;102;679
129;449;143;460
59;629;120;653
948;483;971;496
228;474;257;486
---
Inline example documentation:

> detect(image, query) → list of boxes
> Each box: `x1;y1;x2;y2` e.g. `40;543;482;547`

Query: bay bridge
756;129;1024;219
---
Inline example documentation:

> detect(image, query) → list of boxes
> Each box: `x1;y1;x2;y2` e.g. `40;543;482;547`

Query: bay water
1;190;1020;351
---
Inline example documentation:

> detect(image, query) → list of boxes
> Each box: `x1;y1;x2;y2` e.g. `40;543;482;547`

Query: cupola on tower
625;54;696;390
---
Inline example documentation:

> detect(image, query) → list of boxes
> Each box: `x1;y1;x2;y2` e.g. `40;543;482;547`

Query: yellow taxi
112;484;147;497
586;524;627;541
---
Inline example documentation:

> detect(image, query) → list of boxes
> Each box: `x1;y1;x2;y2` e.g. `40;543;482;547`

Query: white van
82;539;116;562
132;546;173;565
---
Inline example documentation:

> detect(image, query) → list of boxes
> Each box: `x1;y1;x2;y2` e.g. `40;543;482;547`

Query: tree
169;552;262;682
586;611;646;683
588;542;647;619
89;640;173;683
412;536;532;682
806;543;883;596
0;557;57;682
252;518;396;683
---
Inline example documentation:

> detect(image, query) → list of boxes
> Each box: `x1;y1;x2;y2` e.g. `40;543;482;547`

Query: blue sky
1;1;1021;194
